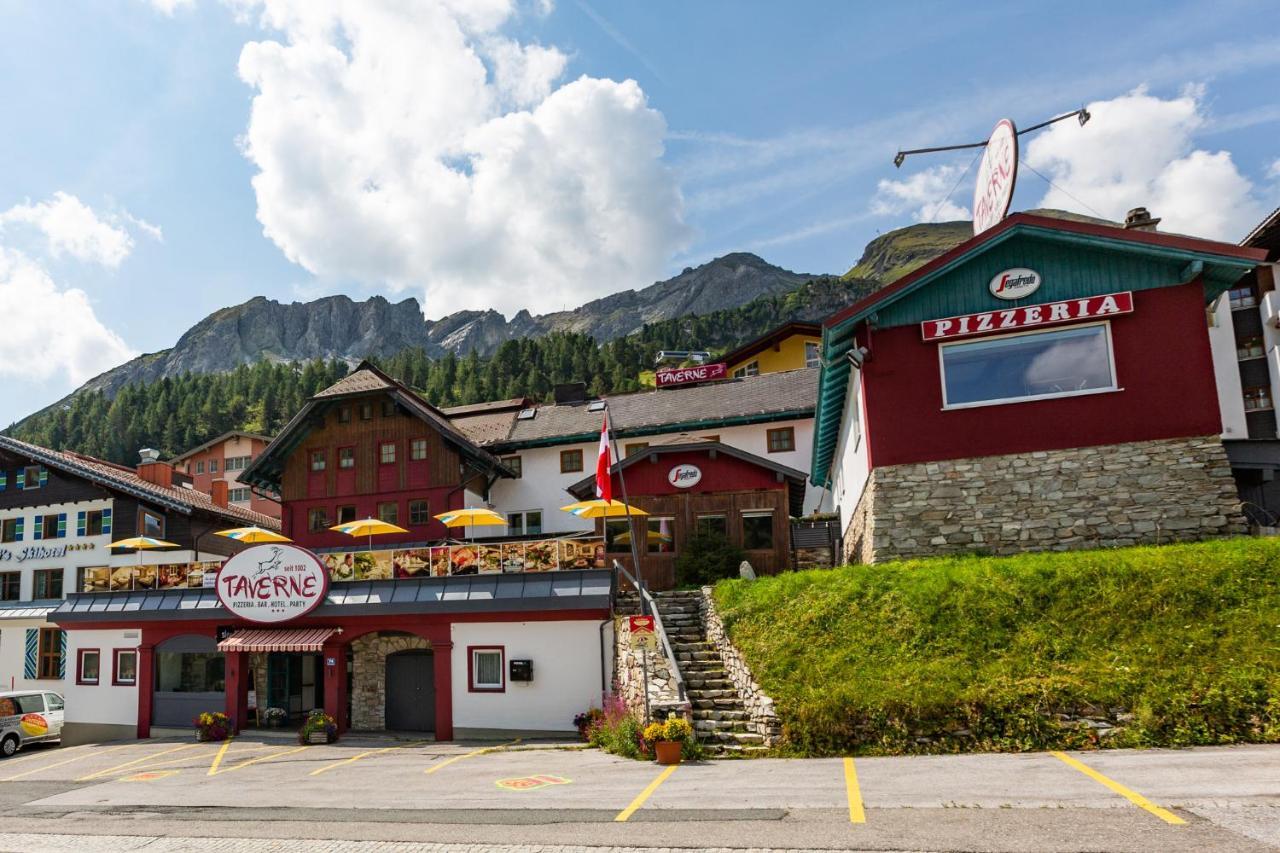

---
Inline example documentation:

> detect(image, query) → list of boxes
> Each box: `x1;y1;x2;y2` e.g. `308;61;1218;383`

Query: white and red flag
595;414;613;504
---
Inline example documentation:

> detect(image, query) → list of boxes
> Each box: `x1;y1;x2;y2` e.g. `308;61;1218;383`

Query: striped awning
217;627;337;653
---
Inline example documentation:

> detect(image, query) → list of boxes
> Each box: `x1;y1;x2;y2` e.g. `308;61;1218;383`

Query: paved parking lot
0;736;1275;851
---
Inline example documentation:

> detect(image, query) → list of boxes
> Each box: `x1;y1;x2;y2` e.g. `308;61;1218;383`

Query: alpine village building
169;431;281;520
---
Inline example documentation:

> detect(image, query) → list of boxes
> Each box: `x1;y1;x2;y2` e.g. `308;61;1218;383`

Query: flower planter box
306;731;329;745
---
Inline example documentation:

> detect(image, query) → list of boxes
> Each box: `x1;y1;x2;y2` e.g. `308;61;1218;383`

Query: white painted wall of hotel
1208;297;1250;439
62;628;139;742
830;369;870;539
487;417;828;534
450;620;611;736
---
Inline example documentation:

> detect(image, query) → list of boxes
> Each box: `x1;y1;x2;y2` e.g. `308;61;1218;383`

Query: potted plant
298;709;338;745
573;707;604;741
262;707;288;729
643;714;694;766
194;712;230;742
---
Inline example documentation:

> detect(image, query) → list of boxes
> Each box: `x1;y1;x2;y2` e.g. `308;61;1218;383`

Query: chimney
1124;207;1161;232
210;479;229;508
136;448;174;488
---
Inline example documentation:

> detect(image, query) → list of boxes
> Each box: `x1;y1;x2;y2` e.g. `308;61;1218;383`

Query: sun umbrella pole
607;426;646;607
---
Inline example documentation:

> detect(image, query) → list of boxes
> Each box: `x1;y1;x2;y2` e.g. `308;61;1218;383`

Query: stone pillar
224;651;249;734
322;642;348;733
432;640;453;741
136;642;155;739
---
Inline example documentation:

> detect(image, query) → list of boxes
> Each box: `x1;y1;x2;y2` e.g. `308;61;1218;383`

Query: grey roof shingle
491;367;818;448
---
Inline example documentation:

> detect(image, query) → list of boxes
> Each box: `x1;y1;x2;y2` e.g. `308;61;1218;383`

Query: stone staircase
619;589;763;752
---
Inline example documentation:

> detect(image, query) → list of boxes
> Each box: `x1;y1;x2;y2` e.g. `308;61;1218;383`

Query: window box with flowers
298;709;338;745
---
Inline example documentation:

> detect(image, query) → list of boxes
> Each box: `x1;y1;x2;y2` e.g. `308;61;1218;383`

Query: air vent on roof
517;408;537;420
587;400;606;412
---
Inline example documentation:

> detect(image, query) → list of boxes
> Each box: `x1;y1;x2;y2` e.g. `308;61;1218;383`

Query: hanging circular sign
988;268;1041;300
667;463;702;489
216;544;329;624
972;118;1018;236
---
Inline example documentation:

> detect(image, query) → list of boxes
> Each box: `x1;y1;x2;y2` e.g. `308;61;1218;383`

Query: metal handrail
613;560;687;704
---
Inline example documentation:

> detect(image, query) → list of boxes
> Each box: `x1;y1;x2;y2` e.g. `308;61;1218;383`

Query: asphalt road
0;736;1274;851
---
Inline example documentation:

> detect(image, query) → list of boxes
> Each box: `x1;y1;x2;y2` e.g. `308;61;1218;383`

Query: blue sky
0;0;1276;427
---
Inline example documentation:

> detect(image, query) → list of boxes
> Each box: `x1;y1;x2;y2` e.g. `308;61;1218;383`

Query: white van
0;691;64;756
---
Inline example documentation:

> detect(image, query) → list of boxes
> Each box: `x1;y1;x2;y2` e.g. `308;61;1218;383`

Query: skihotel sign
216;544;329;624
921;292;1134;341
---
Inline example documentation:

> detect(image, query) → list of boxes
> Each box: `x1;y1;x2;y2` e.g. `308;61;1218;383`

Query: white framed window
804;341;820;368
469;647;505;692
733;360;760;379
938;322;1118;410
228;488;251;504
508;511;543;535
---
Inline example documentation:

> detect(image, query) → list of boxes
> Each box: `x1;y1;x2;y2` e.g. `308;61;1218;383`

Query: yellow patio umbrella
329;517;409;552
213;526;291;544
559;499;648;519
614;528;672;546
109;536;182;570
434;507;507;542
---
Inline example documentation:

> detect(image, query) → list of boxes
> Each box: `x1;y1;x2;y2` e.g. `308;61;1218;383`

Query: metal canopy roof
50;569;613;624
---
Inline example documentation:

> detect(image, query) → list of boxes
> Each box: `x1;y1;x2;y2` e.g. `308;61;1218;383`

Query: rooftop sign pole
971;119;1018;235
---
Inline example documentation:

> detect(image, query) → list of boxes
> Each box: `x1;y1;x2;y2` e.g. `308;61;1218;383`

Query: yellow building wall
727;334;821;376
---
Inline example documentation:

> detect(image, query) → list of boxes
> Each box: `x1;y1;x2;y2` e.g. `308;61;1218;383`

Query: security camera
846;346;869;369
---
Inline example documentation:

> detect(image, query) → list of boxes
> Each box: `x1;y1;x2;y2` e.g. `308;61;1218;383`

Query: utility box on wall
509;659;533;682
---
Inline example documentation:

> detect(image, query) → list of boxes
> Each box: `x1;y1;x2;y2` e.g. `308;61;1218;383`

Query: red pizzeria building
810;212;1267;563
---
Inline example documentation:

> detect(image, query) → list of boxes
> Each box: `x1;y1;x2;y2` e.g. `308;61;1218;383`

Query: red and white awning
217;627;337;653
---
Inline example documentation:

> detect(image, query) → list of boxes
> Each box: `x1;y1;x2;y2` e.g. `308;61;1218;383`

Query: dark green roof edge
489;408;815;453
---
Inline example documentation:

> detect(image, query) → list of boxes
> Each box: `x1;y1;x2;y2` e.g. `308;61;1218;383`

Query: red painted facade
861;280;1223;468
284;491;464;550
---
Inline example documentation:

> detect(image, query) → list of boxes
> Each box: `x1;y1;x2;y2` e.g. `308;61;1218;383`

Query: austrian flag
595;415;613;504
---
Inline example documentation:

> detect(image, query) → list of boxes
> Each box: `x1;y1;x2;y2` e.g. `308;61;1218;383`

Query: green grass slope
713;539;1280;756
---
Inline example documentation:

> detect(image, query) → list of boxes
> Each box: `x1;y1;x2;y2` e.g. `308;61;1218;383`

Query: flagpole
603;409;647;610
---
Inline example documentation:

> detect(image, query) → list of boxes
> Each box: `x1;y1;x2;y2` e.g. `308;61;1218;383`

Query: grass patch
713;538;1280;756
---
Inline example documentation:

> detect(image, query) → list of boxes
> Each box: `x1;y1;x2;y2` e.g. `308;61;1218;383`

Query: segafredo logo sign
667;463;702;489
989;268;1041;300
972;119;1018;236
216;544;329;624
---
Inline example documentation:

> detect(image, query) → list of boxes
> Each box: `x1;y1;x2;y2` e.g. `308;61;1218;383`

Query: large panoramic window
155;651;224;693
939;323;1116;409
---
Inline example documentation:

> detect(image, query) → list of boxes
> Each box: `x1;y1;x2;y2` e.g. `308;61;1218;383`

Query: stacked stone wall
350;632;432;730
613;615;687;721
843;436;1245;563
698;587;781;746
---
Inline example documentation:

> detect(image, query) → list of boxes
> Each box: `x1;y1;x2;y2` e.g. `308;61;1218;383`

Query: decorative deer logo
252;546;285;578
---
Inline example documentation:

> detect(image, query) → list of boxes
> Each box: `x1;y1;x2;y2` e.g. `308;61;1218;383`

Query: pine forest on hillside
9;276;870;464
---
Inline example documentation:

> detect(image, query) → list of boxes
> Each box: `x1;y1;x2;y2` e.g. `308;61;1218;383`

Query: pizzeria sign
921;292;1134;341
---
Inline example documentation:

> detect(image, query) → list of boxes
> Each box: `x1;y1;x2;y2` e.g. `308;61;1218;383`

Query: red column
432;640;453;741
322;642;348;733
136;642;155;739
224;651;248;734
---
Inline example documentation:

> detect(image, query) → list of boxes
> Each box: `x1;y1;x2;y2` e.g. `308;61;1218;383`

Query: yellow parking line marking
1050;751;1185;825
424;740;518;775
77;743;201;782
0;743;91;771
0;742;133;782
104;744;267;779
211;744;309;776
615;764;677;822
843;757;866;823
206;738;235;776
311;740;427;776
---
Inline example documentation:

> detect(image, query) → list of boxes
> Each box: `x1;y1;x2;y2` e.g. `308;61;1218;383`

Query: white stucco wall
829;369;870;537
62;628;140;727
486;416;829;533
450;620;611;734
0;618;54;694
1208;297;1249;439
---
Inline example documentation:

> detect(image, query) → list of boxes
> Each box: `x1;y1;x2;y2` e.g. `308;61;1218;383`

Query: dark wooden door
385;650;435;732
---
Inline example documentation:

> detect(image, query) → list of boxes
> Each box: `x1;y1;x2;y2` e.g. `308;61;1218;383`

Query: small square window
380;442;396;465
767;427;795;453
310;450;326;472
382;400;397;417
469;647;505;692
696;514;727;538
85;509;104;536
560;449;583;473
378;502;399;525
209;459;218;473
34;569;63;600
140;509;164;539
409;500;430;525
410;439;428;461
77;649;100;686
40;514;59;539
23;466;41;490
228;488;251;503
113;649;137;686
1;518;19;543
0;572;19;601
503;456;522;478
360;403;373;420
336;505;357;524
624;443;649;458
742;510;775;550
804;341;821;369
195;461;204;475
308;508;329;532
338;407;351;424
338;447;355;469
37;628;62;680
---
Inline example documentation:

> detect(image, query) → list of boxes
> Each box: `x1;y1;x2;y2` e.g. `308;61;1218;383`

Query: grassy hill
713;538;1280;756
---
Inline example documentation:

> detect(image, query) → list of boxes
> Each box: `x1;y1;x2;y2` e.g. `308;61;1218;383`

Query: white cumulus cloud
233;0;689;316
0;248;136;385
0;192;160;269
144;0;195;15
872;164;972;223
1025;86;1265;240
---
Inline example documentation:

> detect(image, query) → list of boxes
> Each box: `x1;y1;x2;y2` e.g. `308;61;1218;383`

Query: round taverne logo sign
216;544;329;624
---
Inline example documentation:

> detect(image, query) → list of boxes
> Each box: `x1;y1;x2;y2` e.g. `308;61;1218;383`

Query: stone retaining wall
350;632;432;730
614;615;688;721
843;435;1245;563
698;587;782;746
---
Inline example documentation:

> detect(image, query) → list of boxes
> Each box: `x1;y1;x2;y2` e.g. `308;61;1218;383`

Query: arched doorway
385;650;435;732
